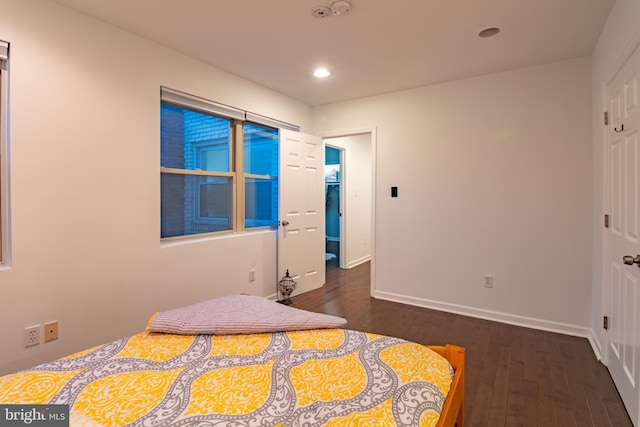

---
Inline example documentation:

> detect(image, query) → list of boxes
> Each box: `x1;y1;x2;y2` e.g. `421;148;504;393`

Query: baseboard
375;290;597;348
266;292;278;301
588;330;604;361
278;285;604;360
347;255;371;269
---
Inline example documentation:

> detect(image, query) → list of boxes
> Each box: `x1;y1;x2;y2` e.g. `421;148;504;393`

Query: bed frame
429;344;465;427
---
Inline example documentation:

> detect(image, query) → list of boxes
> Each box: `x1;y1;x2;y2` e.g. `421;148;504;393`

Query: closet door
605;43;640;426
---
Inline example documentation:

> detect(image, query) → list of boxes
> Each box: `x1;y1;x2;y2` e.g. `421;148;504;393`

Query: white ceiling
51;0;615;106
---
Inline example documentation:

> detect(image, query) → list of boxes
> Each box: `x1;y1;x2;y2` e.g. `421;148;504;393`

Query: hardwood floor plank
605;399;635;427
522;380;540;426
506;358;525;426
290;262;633;427
469;382;494;425
533;330;558;427
487;345;510;425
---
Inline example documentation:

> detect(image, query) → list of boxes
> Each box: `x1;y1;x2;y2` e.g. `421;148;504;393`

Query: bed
0;295;464;427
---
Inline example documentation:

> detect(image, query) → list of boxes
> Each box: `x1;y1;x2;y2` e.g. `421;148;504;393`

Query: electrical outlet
249;269;255;282
484;275;494;288
44;321;59;342
24;325;40;347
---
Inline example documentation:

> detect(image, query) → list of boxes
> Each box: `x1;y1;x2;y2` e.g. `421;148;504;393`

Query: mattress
0;328;454;426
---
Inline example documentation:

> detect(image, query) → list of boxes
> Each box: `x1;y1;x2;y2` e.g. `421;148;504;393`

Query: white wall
313;57;593;334
325;134;372;268
591;0;640;356
0;0;613;376
0;0;311;375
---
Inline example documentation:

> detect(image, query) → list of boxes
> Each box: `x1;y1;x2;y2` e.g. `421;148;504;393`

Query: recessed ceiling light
314;68;331;78
478;27;501;38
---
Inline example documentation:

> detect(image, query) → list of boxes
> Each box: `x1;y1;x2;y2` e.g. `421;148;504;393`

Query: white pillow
148;294;347;335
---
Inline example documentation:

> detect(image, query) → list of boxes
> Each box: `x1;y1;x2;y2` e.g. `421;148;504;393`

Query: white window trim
0;40;11;268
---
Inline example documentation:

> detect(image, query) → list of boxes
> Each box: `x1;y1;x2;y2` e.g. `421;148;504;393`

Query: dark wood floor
290;262;633;427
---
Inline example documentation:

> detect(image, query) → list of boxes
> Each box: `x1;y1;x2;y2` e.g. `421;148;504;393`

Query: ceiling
51;0;615;106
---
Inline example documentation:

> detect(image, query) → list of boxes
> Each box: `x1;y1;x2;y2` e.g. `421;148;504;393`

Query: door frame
321;127;377;297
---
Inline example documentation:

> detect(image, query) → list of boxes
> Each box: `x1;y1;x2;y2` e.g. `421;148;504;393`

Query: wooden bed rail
428;344;465;427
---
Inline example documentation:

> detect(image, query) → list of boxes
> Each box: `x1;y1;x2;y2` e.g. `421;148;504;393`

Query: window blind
245;112;299;132
161;87;299;132
161;87;244;121
0;41;8;69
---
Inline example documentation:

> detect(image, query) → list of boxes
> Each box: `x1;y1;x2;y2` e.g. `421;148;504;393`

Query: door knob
623;255;640;266
281;220;290;226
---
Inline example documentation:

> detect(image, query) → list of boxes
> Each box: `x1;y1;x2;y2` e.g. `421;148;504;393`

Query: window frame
160;89;287;241
0;41;9;266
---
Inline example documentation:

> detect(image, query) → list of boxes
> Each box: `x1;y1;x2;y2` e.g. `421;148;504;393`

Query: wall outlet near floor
24;325;40;347
484;275;494;288
249;269;256;282
44;321;59;342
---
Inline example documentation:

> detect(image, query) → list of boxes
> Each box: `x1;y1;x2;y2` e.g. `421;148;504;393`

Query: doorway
325;146;342;270
323;131;375;294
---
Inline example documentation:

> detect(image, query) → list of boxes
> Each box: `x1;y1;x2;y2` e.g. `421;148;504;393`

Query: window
160;88;288;239
0;40;8;264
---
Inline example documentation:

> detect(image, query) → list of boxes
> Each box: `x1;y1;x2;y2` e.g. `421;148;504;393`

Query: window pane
161;173;233;238
243;123;278;176
199;176;233;222
161;103;231;172
243;123;278;229
245;177;278;228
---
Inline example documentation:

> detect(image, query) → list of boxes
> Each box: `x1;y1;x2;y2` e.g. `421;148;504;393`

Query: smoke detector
331;1;351;15
311;6;332;18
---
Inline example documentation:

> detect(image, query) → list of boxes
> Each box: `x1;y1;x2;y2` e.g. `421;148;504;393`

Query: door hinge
603;316;609;330
604;214;609;228
604;111;609;126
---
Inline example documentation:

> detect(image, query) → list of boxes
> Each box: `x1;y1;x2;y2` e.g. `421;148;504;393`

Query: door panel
606;44;640;426
278;129;325;297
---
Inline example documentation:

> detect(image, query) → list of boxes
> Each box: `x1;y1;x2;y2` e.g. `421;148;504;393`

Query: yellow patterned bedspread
0;329;453;426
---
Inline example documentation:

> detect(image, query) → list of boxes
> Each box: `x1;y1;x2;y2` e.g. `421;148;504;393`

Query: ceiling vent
311;6;332;18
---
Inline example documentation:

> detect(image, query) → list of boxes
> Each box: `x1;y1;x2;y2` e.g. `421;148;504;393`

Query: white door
605;43;640;426
278;129;325;297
